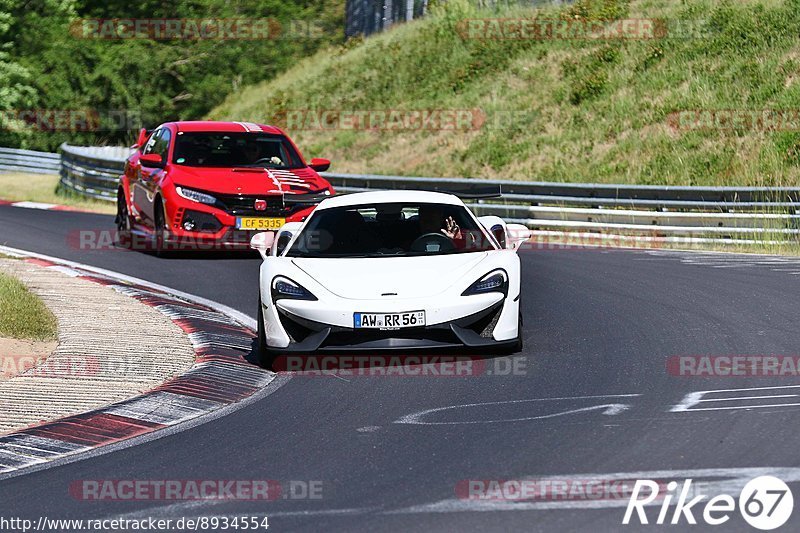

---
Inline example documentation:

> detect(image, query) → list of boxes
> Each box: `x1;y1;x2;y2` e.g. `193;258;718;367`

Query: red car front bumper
157;190;319;251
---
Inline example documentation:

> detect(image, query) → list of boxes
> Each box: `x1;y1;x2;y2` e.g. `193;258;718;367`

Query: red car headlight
176;186;217;205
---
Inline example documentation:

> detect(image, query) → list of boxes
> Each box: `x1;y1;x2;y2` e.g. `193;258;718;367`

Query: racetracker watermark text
0;109;143;132
272;109;484;131
1;354;99;379
456;18;710;40
69;228;669;253
273;355;527;377
458;478;675;502
69;479;322;501
668;355;800;377
70;18;324;40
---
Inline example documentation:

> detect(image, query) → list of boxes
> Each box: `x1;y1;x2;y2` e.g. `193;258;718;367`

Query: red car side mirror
135;128;149;149
140;153;165;169
309;158;330;172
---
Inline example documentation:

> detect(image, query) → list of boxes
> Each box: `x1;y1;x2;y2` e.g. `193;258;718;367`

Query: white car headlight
271;276;317;301
462;270;508;296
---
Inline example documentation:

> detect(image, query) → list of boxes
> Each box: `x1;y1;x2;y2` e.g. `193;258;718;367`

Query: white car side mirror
477;215;506;247
250;231;276;260
505;224;532;251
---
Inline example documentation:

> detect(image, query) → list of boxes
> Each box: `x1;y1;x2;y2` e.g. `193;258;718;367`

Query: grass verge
0;172;116;214
210;0;800;186
0;272;57;341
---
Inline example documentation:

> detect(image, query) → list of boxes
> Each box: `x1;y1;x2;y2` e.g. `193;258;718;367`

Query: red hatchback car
115;121;334;252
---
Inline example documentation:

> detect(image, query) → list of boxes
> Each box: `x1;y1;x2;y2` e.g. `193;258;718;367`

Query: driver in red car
242;139;284;167
242;140;261;164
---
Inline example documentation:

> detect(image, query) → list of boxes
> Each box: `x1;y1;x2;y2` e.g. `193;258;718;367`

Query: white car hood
291;253;490;300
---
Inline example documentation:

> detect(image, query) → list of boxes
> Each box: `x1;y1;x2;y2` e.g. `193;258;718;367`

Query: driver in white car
418;204;479;249
419;204;460;238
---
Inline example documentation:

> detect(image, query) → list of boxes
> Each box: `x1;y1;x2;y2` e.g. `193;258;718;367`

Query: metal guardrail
0;147;60;175
324;172;800;239
326;172;800;209
59;144;132;201
1;145;799;243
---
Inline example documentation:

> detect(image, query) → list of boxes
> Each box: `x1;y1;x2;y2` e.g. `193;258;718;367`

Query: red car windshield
172;132;304;169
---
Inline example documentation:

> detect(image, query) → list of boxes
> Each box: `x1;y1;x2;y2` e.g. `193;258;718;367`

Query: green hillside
209;0;800;186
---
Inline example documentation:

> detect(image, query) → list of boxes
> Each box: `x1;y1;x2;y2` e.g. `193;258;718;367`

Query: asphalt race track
3;203;800;531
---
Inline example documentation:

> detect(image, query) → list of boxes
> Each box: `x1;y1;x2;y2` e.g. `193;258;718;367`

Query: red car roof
170;121;284;135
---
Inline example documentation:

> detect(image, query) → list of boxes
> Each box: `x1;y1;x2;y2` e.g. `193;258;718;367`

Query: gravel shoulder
0;259;196;434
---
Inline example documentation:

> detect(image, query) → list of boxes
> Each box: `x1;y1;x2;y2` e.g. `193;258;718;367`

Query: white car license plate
354;311;425;329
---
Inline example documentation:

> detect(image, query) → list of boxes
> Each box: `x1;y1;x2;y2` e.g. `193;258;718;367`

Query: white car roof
315;190;465;210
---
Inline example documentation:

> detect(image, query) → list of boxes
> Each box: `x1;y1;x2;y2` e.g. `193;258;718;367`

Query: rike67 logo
624;476;793;530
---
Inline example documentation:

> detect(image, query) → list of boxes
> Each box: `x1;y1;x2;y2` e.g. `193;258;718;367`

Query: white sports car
250;190;530;367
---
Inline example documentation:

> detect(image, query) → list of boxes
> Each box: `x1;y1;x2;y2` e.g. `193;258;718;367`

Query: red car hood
169;166;328;195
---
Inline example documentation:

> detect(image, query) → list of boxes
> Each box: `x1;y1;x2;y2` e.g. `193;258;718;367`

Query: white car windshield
285;202;496;258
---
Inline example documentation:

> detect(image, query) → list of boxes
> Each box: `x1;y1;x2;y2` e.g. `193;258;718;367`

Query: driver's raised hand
441;216;462;239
